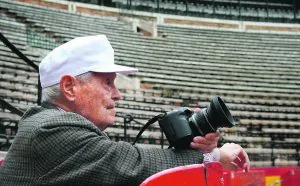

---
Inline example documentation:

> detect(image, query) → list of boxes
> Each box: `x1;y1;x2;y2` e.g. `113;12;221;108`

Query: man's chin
97;122;114;131
93;117;115;131
104;118;115;127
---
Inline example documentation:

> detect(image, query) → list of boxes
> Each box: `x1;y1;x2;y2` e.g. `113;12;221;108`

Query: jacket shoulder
19;106;100;134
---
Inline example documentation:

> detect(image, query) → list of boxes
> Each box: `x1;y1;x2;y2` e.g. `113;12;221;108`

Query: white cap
39;35;138;88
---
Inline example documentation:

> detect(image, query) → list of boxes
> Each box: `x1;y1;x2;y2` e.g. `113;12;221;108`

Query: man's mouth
106;105;115;110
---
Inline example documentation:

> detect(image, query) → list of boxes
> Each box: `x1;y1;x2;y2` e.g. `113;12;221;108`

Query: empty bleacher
111;0;299;23
0;0;300;167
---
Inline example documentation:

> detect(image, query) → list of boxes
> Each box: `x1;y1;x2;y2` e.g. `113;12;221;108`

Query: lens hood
207;96;235;128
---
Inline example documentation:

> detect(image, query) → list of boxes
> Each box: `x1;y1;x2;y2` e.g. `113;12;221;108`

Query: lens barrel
191;96;235;135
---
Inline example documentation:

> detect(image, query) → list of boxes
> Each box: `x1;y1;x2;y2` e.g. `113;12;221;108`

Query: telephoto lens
189;96;235;136
158;96;235;149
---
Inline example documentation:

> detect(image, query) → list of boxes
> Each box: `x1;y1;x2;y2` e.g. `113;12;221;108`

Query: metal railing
0;33;41;104
121;113;300;166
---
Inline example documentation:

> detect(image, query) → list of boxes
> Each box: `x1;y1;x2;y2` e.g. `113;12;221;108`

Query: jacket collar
41;102;62;110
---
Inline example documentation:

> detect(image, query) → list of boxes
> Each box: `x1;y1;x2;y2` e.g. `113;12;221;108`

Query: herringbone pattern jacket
0;103;203;186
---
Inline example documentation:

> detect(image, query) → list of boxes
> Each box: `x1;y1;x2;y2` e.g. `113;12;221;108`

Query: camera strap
132;112;167;146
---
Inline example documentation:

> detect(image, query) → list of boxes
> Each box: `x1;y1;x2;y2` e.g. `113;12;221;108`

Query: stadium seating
112;0;298;23
0;0;300;167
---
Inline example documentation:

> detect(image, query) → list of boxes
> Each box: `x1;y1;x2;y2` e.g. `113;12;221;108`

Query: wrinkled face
74;72;121;131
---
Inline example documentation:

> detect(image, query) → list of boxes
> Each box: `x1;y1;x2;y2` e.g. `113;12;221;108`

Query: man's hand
219;143;250;172
189;107;221;153
190;133;220;153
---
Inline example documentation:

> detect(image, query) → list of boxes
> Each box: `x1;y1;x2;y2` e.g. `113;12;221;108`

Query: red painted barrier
141;162;230;186
281;168;300;186
223;170;265;186
140;164;207;186
252;166;300;186
205;162;225;186
140;162;266;186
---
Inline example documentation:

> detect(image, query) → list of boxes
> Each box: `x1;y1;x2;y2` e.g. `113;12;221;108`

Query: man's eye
106;79;113;86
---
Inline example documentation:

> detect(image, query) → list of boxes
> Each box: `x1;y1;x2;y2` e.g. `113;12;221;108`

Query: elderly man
0;35;250;185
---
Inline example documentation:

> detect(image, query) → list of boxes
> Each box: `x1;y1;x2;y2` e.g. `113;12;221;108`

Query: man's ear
59;75;78;101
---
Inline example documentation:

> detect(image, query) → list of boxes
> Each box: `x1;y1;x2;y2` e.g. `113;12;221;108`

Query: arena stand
74;0;300;23
0;0;300;175
110;0;299;23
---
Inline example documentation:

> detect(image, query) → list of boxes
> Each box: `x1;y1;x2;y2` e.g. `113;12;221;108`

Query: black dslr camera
158;97;235;149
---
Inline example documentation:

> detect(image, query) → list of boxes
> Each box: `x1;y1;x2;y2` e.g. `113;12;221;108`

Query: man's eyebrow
111;75;117;80
106;77;115;82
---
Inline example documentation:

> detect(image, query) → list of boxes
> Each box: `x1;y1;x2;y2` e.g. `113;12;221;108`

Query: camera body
158;97;235;149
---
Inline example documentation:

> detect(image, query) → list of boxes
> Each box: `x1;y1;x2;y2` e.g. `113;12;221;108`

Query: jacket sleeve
32;112;203;186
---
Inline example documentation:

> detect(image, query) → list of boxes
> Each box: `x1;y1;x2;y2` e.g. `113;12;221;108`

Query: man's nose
112;87;122;101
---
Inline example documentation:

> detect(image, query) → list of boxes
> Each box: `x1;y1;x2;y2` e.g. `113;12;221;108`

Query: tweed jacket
0;103;203;186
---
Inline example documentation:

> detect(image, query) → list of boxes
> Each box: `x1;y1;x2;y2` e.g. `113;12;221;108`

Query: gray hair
41;72;93;103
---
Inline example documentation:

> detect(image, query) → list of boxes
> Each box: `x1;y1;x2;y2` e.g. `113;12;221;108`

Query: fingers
235;148;250;172
233;154;244;169
190;133;220;152
190;141;217;153
241;150;250;172
193;133;220;143
220;143;250;172
243;162;250;172
193;136;213;144
204;133;221;141
230;162;239;171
